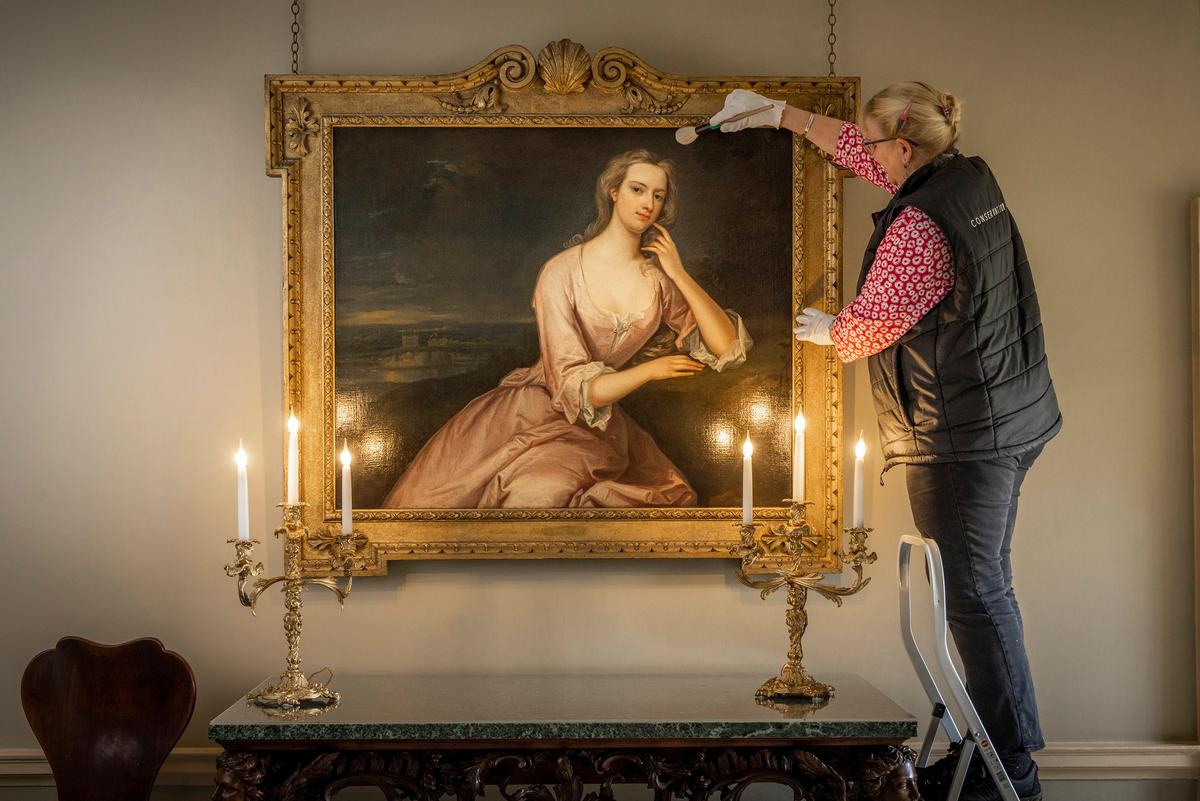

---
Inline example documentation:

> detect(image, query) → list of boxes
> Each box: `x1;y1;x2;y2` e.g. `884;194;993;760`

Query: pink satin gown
382;245;751;509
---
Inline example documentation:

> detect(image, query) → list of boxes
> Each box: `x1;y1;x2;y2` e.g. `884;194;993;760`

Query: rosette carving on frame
537;39;592;94
306;527;371;573
435;44;536;114
591;47;691;114
283;98;319;158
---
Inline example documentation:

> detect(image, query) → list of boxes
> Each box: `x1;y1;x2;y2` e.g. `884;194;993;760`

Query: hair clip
898;101;912;126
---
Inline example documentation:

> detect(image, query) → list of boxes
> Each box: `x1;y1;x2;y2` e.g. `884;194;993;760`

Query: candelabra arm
224;539;287;615
832;525;878;597
241;575;287;612
303;575;353;606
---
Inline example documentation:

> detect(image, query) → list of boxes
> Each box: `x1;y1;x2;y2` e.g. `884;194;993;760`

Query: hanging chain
826;0;838;77
290;0;301;74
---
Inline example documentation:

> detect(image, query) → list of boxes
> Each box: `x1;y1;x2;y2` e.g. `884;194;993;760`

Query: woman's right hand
711;89;786;132
643;355;706;381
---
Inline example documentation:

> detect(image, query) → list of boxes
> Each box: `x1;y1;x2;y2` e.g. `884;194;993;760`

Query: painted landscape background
333;125;794;509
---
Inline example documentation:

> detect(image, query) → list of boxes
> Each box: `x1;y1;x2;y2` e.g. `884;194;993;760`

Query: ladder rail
898;534;1021;801
898;535;962;746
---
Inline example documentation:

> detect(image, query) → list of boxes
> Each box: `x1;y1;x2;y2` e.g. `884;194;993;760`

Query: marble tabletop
209;673;918;744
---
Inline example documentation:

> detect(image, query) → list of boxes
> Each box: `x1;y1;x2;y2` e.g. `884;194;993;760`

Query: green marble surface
209;673;917;744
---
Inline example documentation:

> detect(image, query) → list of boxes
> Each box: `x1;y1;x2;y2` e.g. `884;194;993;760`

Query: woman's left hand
642;223;686;280
794;307;835;345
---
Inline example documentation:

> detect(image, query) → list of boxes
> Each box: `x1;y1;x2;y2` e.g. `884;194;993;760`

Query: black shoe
917;743;1042;801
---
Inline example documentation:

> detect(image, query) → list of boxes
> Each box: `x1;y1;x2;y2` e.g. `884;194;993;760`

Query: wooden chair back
21;636;196;801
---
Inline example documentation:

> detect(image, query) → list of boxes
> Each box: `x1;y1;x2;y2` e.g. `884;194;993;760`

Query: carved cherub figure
212;752;267;801
856;746;920;801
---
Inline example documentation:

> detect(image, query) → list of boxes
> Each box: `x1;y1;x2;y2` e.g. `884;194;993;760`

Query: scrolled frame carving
264;40;857;574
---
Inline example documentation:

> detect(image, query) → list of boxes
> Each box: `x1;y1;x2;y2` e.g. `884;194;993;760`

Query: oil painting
268;40;856;567
334;127;790;511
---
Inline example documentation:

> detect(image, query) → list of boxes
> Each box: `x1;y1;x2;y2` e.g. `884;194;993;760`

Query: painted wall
2;0;1198;791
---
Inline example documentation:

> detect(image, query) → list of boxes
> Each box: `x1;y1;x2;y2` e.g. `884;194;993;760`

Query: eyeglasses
863;136;899;155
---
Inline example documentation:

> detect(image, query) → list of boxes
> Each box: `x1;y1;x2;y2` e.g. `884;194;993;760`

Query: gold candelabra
731;500;876;700
223;502;368;708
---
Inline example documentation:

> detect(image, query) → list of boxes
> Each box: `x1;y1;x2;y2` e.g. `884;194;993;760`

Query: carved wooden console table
209;673;920;801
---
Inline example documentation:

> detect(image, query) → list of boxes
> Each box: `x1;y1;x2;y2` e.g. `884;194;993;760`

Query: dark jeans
905;445;1045;757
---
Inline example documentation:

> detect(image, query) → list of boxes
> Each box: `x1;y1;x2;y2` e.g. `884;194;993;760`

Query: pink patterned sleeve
829;207;954;362
835;122;898;194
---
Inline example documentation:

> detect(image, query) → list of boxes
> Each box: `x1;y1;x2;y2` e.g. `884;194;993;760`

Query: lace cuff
680;310;753;372
579;362;618;430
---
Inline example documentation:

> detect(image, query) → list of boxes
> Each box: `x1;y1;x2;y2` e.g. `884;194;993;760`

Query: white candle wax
792;413;806;501
235;442;249;541
286;413;299;504
852;435;866;528
742;435;754;526
340;441;353;535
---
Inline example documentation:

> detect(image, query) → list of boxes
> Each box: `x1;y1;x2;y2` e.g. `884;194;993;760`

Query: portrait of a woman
381;149;753;509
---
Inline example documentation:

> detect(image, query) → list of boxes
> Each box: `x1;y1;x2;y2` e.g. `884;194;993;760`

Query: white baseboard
1022;741;1200;780
3;741;1198;787
902;740;1200;781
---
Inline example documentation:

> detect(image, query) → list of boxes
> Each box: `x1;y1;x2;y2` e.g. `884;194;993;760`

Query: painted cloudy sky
332;125;792;332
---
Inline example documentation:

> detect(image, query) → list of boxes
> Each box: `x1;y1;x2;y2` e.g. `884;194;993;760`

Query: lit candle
853;434;866;528
792;413;806;501
235;442;249;541
742;435;754;526
286;413;299;504
340;441;353;535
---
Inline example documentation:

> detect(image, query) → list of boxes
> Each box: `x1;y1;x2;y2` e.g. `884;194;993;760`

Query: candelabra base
248;670;340;709
756;665;834;701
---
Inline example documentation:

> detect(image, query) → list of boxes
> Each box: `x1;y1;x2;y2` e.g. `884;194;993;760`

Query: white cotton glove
793;307;835;346
710;88;786;132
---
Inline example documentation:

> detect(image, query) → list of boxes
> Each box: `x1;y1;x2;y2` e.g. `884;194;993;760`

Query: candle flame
795;413;806;433
234;441;247;468
287;413;300;433
742;435;754;458
340;440;352;467
855;433;867;460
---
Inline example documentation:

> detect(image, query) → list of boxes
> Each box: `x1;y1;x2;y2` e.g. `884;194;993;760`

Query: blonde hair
574;149;678;247
864;81;962;157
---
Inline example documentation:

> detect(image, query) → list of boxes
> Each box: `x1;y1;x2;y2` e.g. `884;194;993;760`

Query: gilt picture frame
266;40;856;573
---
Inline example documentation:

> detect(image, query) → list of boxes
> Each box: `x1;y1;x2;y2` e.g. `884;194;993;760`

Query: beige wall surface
2;0;1199;763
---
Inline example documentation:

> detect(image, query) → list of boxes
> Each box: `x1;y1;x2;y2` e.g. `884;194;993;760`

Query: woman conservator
712;84;1060;801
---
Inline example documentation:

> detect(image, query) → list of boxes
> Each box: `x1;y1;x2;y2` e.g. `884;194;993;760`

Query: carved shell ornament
538;39;592;94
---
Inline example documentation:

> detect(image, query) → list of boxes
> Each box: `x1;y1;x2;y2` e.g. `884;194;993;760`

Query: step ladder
898;534;1019;801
